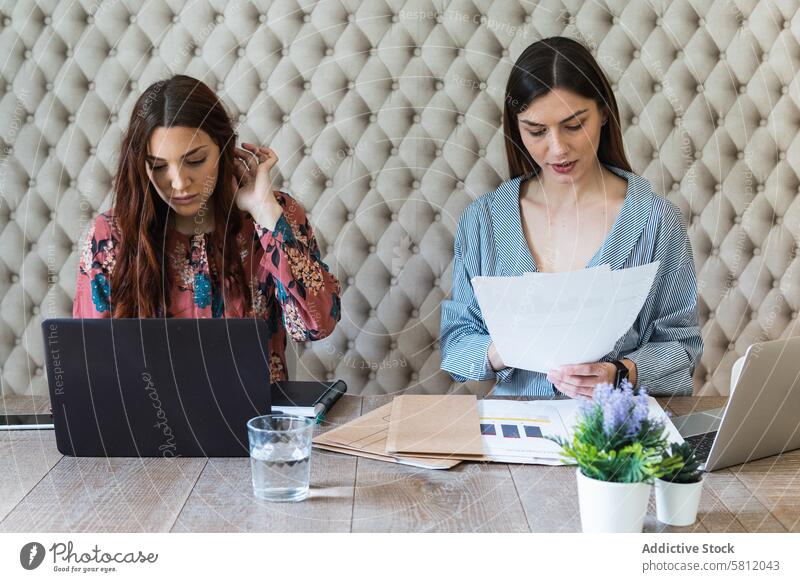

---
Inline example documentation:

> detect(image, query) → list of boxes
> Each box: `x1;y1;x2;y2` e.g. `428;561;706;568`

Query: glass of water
247;415;314;502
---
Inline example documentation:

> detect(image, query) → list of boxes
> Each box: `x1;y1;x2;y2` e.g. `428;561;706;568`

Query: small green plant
659;442;704;483
549;380;683;483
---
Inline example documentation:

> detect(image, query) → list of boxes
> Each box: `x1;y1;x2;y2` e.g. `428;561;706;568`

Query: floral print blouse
73;192;341;383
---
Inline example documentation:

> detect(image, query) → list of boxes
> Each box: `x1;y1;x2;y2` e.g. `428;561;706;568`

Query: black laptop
42;318;272;457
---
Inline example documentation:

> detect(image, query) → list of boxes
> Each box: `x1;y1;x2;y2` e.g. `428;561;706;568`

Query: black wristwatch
609;359;629;389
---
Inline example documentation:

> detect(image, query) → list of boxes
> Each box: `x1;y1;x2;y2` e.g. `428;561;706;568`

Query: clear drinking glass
247;415;314;502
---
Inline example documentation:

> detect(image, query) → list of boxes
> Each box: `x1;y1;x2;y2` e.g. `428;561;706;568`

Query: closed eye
148;158;206;172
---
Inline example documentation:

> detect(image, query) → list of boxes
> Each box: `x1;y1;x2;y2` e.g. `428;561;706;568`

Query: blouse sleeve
73;214;116;318
440;207;515;383
253;192;341;342
623;206;704;395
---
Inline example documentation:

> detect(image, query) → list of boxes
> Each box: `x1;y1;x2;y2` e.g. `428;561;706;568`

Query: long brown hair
503;36;631;179
111;75;251;317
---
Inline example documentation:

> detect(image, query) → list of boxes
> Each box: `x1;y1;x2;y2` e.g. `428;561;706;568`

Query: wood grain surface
1;394;796;533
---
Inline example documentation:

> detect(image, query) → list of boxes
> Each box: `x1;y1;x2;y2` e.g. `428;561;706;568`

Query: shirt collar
489;165;655;275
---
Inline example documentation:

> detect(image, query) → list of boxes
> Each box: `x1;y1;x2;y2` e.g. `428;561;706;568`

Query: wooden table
1;394;797;533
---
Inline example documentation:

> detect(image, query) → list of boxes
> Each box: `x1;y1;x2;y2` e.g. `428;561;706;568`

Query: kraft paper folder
385;394;484;457
312;403;461;470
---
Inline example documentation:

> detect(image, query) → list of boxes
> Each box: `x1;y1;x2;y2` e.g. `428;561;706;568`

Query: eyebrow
519;109;589;127
145;145;208;162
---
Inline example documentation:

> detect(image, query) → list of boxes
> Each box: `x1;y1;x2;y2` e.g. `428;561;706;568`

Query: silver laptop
672;335;800;471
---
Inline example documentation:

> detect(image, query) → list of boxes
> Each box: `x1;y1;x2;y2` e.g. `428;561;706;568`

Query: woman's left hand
232;143;282;226
546;362;617;400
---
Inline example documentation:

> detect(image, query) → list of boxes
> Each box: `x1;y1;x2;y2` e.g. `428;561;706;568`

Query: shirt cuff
254;212;292;245
483;339;515;383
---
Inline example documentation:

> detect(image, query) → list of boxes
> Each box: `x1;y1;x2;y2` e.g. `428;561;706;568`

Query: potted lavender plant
655;442;705;526
550;380;681;533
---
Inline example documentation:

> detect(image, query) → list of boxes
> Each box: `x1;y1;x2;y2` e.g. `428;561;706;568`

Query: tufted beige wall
1;0;799;399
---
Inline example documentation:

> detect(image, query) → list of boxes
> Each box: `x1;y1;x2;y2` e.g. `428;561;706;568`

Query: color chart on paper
477;400;568;464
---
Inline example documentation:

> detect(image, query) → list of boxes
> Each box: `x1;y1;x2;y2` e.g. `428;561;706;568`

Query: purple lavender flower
589;380;650;438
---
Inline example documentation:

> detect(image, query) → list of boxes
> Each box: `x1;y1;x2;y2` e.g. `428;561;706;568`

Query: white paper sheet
472;261;660;373
478;396;683;465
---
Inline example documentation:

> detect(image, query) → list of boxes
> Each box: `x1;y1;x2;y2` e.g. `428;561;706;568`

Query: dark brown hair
111;75;250;317
503;36;632;179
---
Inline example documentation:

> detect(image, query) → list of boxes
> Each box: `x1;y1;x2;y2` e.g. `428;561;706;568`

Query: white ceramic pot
655;476;704;526
575;468;651;533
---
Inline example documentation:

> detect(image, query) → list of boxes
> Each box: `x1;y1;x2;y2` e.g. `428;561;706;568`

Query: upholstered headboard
1;0;798;398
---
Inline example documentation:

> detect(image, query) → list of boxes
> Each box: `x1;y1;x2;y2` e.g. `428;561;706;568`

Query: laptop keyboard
683;431;717;462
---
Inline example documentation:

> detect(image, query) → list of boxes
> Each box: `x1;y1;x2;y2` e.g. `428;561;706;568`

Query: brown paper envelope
313;443;459;470
385;394;484;455
312;403;461;469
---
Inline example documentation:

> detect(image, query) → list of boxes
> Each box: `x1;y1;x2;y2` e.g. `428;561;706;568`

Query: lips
550;160;577;174
172;194;199;205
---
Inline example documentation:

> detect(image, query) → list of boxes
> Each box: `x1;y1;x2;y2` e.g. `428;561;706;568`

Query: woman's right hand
488;342;505;371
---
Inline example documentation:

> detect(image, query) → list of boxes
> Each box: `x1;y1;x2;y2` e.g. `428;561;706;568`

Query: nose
548;130;569;157
170;165;191;192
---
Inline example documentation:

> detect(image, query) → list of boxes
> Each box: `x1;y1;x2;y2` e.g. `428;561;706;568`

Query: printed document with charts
471;262;660;373
478;397;683;465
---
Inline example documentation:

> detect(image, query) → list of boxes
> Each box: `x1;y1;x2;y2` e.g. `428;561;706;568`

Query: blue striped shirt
440;165;703;397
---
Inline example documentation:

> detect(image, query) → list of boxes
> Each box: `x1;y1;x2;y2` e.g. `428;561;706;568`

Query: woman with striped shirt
440;37;703;398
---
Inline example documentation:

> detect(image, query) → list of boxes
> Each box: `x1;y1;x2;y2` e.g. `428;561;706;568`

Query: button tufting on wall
28;178;35;187
633;50;640;59
631;116;638;124
779;151;786;160
237;47;245;57
759;118;766;127
258;14;266;23
216;82;224;91
215;14;224;23
87;81;95;91
411;309;419;317
737;151;743;160
303;81;310;89
346;212;354;221
302;14;310;23
368;245;375;253
129;14;136;24
412;180;420;189
390;147;398;156
86;15;94;24
413;47;421;57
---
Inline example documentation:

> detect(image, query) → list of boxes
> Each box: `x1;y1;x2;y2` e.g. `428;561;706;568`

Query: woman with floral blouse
73;75;341;382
